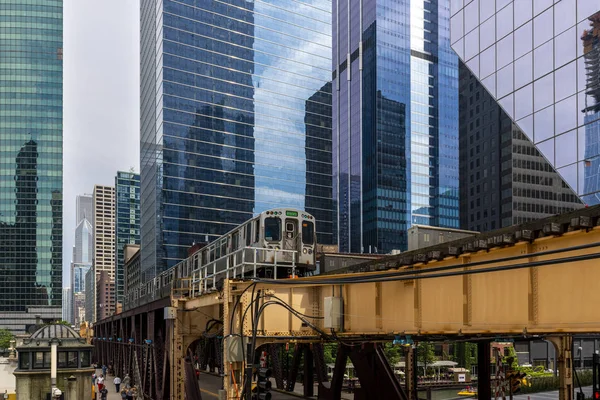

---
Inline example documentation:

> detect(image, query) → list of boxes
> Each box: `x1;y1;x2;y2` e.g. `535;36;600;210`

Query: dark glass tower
140;0;332;279
115;171;140;305
0;1;63;333
333;0;460;253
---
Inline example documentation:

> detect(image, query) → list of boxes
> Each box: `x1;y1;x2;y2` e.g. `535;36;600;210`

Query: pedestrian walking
126;387;134;400
102;364;107;376
122;373;131;388
97;374;105;391
114;375;122;392
92;372;96;385
120;388;128;399
99;386;108;400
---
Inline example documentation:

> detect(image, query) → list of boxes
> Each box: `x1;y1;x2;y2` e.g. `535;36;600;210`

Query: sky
62;1;140;286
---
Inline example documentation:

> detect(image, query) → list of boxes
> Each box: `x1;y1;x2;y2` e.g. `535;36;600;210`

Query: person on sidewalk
114;375;122;392
102;364;107;376
97;374;105;391
125;387;134;400
120;388;128;399
99;386;108;400
122;373;131;389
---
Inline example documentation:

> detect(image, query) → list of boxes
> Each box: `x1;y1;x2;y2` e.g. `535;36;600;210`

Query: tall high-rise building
450;1;600;206
140;0;332;279
76;194;93;225
115;171;140;305
84;266;95;323
62;288;72;323
332;0;459;253
92;185;115;318
0;0;63;333
458;62;583;232
73;217;93;265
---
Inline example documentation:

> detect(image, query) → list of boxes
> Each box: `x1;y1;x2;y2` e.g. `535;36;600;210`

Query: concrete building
93;185;115;278
73;292;85;327
407;225;478;251
123;245;141;310
332;0;460;253
115;171;140;308
0;1;63;334
14;324;93;400
96;270;115;321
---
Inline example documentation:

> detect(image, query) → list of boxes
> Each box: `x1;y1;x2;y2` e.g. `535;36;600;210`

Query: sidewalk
94;368;127;400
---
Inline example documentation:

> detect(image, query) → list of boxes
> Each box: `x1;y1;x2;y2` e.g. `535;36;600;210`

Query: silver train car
127;208;317;308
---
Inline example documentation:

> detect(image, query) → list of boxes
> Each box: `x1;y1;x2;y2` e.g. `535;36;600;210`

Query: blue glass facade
115;172;140;305
140;0;333;279
0;0;63;332
333;0;459;253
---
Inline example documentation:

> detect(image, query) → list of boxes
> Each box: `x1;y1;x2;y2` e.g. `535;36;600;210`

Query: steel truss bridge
94;206;600;400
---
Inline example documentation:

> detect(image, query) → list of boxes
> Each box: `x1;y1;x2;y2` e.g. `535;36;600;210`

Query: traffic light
594;390;600;400
507;370;526;394
253;367;272;400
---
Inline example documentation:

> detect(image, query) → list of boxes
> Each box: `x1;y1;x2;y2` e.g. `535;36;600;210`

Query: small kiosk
13;324;94;400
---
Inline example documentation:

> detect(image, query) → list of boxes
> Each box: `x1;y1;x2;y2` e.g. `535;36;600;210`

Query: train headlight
303;248;307;254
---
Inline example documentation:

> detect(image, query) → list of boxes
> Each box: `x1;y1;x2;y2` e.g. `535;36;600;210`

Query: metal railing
187;246;298;298
124;246;298;308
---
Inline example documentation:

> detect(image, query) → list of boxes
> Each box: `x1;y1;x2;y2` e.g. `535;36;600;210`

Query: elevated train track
94;205;600;400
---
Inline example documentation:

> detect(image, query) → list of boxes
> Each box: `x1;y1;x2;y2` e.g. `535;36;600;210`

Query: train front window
264;217;281;241
302;221;314;245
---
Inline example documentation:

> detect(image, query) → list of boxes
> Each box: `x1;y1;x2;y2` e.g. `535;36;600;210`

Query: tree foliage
0;328;14;349
383;343;404;366
417;342;437;367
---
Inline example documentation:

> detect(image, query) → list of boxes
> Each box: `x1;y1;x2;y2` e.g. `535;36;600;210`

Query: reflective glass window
517;114;535;141
451;0;464;16
264;218;281;242
480;0;496;22
534;105;555;142
500;94;514;116
496;3;514;39
480;16;496;51
557;163;578;192
465;0;479;33
555;130;577;167
67;352;78;368
514;0;532;28
554;61;576;102
483;73;496;96
497;0;512;12
497;33;514;69
554;27;576;68
537;138;555;165
480;45;496;78
514;52;533;89
302;221;314;245
533;40;553;80
533;8;553;48
465;27;480;60
534;73;554;111
577;56;587;93
19;353;30;370
577;0;599;22
554;0;576;35
451;11;464;43
497;63;514;99
534;0;553;16
555;95;577;135
514;83;533;120
467;54;480;75
514;21;533;59
81;351;91;368
58;352;68;368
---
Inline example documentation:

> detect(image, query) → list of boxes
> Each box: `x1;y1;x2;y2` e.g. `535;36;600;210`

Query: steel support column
477;341;491;400
548;336;573;400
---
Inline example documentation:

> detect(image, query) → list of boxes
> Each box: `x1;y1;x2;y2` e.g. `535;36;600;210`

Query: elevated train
126;208;317;308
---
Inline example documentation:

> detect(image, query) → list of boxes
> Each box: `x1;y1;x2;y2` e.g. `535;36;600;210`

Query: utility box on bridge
324;297;343;330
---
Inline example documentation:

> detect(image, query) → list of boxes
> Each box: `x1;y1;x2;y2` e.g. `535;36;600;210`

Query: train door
283;218;298;263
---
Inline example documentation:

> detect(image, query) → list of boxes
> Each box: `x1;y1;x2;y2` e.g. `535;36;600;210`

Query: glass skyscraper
451;1;600;206
140;0;333;279
0;0;63;333
332;0;460;253
115;171;140;305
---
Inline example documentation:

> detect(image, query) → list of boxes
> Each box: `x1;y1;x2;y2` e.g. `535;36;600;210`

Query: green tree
0;328;14;349
383;343;404;366
417;342;437;375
